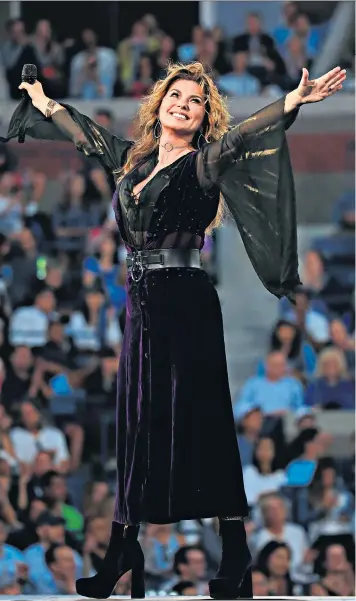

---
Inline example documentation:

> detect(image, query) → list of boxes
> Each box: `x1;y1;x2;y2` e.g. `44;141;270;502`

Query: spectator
21;451;54;506
153;35;177;79
251;493;309;570
82;479;110;518
0;143;18;176
178;25;204;63
232;13;285;87
141;524;181;589
31;19;66;98
273;1;300;46
1;19;37;99
44;543;80;594
217;51;260;96
8;228;41;309
1;346;35;412
305;347;355;409
41;471;83;535
83;231;126;301
129;53;155;98
168;544;208;594
171;580;197;595
332;189;355;231
141;13;164;52
81;515;111;575
301;250;348;314
34;259;76;311
117;20;153;92
9;288;56;348
329;319;355;374
0;172;23;237
243;437;286;507
312;543;355;596
236;406;263;467
291;13;321;58
52;173;101;262
68;279;122;353
234;351;304;421
256;541;303;595
69;29;116;99
9;400;70;473
283;288;330;349
281;35;312;90
0;518;25;584
195;31;230;78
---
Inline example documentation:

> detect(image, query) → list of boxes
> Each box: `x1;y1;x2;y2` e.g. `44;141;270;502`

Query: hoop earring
153;119;162;140
197;131;207;150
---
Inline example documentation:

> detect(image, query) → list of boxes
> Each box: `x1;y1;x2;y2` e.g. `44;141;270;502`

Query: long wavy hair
116;61;232;233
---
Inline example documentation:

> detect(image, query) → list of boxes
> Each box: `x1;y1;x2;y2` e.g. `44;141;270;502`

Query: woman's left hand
297;66;347;104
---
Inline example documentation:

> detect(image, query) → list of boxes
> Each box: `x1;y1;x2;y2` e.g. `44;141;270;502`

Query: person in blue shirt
234;351;304;421
217;52;260;97
0;518;25;586
24;512;83;594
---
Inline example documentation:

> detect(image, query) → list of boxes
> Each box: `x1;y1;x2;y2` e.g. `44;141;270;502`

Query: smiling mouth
169;112;189;121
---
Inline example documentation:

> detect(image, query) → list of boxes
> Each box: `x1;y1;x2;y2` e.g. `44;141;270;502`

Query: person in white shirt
9;288;56;348
10;400;70;473
243;437;286;506
250;492;309;571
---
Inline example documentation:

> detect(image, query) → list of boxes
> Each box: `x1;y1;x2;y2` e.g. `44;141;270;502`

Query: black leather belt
126;249;201;282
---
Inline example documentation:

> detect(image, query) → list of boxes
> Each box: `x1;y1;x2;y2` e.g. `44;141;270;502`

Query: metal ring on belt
126;249;201;282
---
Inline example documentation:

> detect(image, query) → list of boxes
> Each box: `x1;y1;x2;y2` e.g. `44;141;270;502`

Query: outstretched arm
3;80;132;174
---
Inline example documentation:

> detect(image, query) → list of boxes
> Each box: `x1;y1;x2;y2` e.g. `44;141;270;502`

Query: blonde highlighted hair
316;346;348;379
116;61;232;233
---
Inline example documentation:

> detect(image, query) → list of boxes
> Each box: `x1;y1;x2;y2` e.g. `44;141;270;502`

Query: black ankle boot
209;518;253;599
76;522;145;599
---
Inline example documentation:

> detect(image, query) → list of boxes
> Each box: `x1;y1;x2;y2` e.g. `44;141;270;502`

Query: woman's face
322;356;342;380
321;467;336;488
277;324;295;345
159;79;206;140
267;547;290;577
256;438;275;464
330;320;347;345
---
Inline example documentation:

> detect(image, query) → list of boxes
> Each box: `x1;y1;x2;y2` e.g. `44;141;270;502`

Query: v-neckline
130;150;195;203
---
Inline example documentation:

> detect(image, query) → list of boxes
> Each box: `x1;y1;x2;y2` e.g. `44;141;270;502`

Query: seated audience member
281;34;312;90
329;319;355;373
290;13;321;58
8;228;41;309
273;1;299;46
1;346;35;412
6;498;47;550
41;471;83;535
234;351;304;421
9;400;70;473
82;479;110;518
31;19;66;98
24;511;82;593
81;515;111;574
44;543;81;594
256;540;310;595
286;426;332;465
236;406;263;467
283;288;330;349
153;35;177;79
0;518;25;583
243;437;285;507
171;580;198;596
128;53;154;98
305;347;355;409
83;230;126;301
9;288;56;348
194;31;231;78
301;250;350;313
250;493;309;571
141;524;182;590
177;25;204;63
217;51;260;96
167;544;208;595
311;543;355;596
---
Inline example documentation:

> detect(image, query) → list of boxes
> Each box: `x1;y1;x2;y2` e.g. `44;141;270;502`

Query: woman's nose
177;101;189;110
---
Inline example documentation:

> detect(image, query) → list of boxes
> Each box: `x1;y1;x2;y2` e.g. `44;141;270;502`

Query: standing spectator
69;29;116;99
177;25;204;63
251;493;309;571
234;351;304;420
282;35;312;90
9;400;70;472
305;347;355;409
153;36;177;79
117;20;152;92
232;13;285;87
31;20;66;98
1;19;37;99
291;13;321;58
217;51;260;96
273;1;300;47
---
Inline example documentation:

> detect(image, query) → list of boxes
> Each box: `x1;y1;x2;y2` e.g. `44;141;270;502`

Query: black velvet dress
2;95;301;524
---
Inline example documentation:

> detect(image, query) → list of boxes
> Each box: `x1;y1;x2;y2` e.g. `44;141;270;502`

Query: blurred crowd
1;3;354;101
0;1;354;597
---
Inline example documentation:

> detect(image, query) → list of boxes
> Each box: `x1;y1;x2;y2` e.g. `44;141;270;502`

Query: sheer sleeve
196;95;302;302
0;97;132;174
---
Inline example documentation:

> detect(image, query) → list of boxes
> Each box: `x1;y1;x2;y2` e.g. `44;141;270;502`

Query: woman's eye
171;91;178;97
191;98;201;104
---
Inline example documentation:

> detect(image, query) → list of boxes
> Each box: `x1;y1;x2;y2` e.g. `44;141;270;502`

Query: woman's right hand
18;80;49;112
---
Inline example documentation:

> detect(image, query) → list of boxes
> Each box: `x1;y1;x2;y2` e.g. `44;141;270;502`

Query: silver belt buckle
131;252;144;283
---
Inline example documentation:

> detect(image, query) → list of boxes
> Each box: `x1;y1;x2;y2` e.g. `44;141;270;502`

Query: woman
305;346;355;409
329;318;355;374
243;437;285;507
3;61;345;599
256;541;309;596
83;233;126;310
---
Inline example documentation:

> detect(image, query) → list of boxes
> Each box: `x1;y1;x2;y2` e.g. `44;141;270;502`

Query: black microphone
19;64;37;143
21;63;37;99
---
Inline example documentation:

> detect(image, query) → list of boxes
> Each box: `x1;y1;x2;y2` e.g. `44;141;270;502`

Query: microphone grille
21;64;38;79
